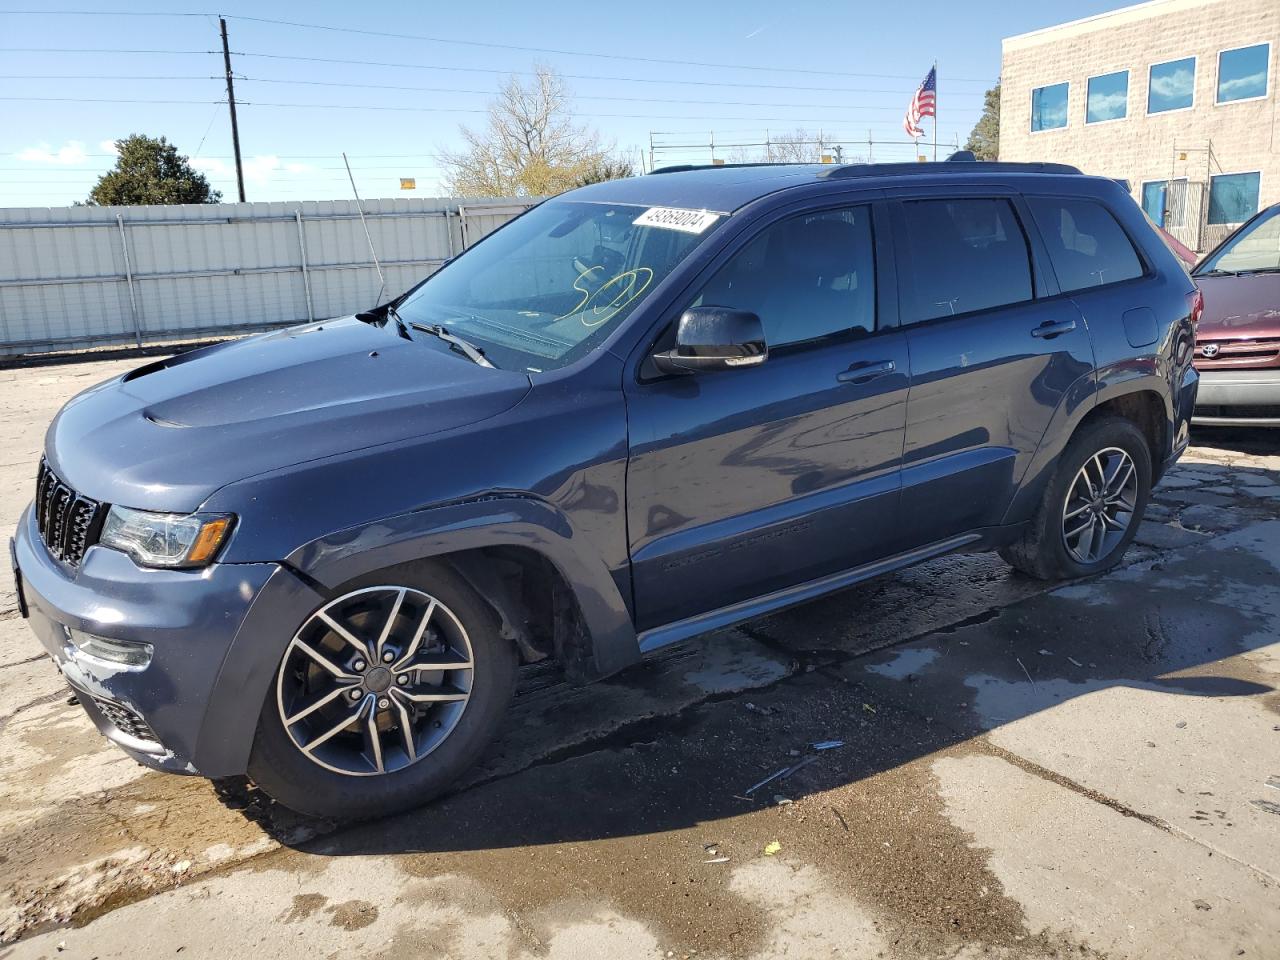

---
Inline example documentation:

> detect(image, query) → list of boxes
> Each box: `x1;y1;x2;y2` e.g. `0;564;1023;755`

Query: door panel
626;336;909;630
898;299;1092;546
890;196;1095;549
623;201;908;631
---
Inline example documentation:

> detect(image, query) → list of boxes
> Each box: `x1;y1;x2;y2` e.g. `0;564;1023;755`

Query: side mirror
652;306;767;375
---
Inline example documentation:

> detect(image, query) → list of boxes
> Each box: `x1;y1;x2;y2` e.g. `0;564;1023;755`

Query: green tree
964;82;1001;160
572;156;635;188
87;135;221;205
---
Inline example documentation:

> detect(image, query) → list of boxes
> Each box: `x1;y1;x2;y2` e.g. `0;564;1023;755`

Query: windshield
396;200;723;372
1196;206;1280;275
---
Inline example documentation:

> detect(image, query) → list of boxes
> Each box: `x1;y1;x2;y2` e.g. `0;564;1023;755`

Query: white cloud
1219;70;1266;99
1088;91;1127;120
192;155;313;184
99;139;119;155
1151;66;1194;101
17;140;89;165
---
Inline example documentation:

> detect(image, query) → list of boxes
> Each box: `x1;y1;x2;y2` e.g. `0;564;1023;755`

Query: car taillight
1188;287;1204;328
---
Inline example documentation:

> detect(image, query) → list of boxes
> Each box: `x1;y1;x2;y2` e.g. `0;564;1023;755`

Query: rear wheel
248;561;516;820
1000;416;1151;580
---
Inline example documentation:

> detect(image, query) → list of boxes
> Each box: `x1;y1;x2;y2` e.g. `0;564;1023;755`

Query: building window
1148;57;1196;113
1208;172;1261;225
1217;43;1270;103
1141;179;1187;228
1031;82;1069;131
1086;70;1129;123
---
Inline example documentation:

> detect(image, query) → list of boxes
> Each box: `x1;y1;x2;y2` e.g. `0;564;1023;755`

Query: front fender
287;494;640;679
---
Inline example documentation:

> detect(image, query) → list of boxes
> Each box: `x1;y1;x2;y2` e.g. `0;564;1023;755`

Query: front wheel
247;561;516;820
1000;416;1152;580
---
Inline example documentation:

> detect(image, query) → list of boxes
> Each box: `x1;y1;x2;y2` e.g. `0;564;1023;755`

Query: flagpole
933;60;939;162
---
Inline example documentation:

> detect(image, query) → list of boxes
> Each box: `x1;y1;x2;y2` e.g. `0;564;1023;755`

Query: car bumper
12;504;323;777
1192;369;1280;426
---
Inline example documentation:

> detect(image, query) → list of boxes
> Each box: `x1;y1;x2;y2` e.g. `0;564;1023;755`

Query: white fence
0;197;536;356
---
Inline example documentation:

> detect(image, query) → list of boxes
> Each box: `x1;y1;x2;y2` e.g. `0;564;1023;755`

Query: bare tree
440;65;629;197
764;129;823;163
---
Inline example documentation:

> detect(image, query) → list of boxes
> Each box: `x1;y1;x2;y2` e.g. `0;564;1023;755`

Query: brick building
999;0;1278;252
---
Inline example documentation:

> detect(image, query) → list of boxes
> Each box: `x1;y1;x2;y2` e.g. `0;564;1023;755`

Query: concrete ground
0;354;1277;959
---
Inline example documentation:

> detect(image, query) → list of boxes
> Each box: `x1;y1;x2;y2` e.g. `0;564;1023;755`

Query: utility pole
219;17;246;203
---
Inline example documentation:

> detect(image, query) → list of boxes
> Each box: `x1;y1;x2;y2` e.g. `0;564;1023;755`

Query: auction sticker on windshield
633;207;721;234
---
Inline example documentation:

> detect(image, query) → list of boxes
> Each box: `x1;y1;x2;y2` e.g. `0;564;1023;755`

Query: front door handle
1031;319;1078;339
837;359;896;384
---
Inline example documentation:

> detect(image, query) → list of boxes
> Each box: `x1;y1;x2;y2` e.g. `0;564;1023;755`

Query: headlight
100;506;235;568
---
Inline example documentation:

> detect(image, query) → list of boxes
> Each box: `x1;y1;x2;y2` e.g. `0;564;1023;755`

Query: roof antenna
343;151;386;304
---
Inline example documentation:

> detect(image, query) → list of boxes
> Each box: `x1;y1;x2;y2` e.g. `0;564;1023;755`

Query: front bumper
13;504;323;776
1192;368;1280;426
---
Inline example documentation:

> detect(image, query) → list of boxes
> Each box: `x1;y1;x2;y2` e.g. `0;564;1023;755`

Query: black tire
999;416;1152;581
248;559;517;820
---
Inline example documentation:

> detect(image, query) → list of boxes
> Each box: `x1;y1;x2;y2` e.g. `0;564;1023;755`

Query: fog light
64;627;153;669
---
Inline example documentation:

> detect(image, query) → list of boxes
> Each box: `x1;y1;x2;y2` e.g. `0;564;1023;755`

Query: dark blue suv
12;161;1200;818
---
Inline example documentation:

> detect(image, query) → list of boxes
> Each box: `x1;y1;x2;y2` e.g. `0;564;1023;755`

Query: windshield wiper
1196;268;1239;277
398;311;495;369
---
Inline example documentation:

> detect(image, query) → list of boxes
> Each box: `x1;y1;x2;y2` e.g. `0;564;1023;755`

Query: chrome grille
1195;339;1280;366
35;459;106;567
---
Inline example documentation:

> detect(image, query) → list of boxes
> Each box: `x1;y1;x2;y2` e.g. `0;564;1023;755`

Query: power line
0;49;989;96
0;47;213;55
0;95;960;125
233;76;957;112
0;10;993;81
222;14;994;81
0;74;219;80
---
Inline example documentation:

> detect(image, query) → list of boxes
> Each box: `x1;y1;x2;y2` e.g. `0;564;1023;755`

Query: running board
637;533;982;654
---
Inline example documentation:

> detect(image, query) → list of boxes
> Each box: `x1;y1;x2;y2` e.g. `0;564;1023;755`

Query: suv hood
46;317;532;512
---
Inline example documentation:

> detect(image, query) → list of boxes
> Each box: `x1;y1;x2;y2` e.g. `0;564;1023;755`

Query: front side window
1027;197;1144;292
1148;57;1196;113
1217;43;1270;103
1197;206;1280;275
1208;172;1261;225
899;199;1033;324
1087;71;1129;123
692;206;876;347
1031;82;1069;131
397;200;721;371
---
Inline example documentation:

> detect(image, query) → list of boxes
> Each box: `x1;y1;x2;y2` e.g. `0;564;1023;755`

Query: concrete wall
999;0;1280;250
0;197;535;355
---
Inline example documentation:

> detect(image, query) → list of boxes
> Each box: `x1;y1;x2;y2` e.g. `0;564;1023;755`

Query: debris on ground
743;755;818;796
762;841;781;856
811;740;844;751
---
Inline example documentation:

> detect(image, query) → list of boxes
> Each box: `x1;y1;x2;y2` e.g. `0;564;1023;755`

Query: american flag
903;66;937;139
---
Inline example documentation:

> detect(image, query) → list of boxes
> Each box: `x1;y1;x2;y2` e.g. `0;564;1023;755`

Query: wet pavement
0;355;1276;959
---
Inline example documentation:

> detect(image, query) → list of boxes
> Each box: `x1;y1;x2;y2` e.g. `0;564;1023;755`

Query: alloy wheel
275;586;475;777
1061;446;1138;565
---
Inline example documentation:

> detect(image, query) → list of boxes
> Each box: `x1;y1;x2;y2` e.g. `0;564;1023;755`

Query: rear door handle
1031;319;1077;339
837;359;896;384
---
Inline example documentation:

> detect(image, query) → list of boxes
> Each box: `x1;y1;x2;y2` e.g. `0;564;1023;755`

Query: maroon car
1191;203;1280;427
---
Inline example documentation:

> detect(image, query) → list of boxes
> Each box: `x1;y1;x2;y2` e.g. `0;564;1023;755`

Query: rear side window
694;206;876;347
1027;197;1144;292
899;198;1034;323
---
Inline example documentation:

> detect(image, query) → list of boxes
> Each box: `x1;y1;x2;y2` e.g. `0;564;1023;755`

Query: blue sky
1;1;1132;206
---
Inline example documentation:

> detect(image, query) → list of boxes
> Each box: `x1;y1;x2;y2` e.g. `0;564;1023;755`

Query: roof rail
820;160;1083;180
648;162;810;175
